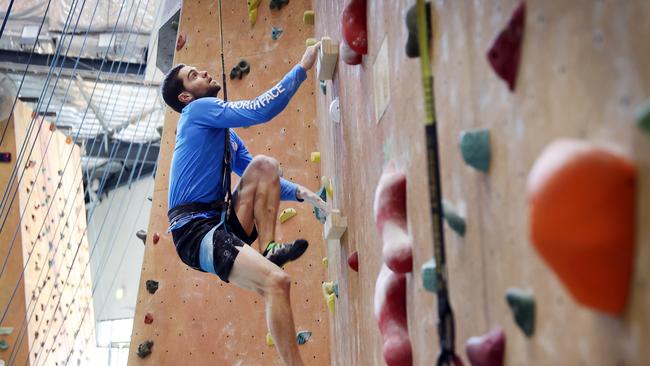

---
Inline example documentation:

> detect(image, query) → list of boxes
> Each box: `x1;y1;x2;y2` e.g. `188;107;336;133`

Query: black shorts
171;202;258;282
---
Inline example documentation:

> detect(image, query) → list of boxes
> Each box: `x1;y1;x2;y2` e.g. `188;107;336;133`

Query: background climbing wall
128;1;329;365
0;100;96;365
315;0;650;365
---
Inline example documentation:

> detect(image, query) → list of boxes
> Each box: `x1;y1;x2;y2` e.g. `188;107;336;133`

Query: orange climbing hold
527;139;636;314
152;233;160;245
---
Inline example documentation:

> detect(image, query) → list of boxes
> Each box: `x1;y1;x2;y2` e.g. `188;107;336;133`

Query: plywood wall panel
0;100;95;366
130;1;329;365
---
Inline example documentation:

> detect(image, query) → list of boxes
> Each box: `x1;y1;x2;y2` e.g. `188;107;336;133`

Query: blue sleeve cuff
280;178;302;201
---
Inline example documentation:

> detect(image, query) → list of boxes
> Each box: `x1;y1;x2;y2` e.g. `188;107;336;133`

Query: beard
208;83;222;97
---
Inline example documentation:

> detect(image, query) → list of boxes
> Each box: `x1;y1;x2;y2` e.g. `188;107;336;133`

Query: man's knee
250;155;280;178
263;269;291;296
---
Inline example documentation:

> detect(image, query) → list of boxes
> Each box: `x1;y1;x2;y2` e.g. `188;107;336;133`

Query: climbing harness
415;0;462;365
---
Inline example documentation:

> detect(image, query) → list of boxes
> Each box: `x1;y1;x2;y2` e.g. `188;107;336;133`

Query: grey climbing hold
269;0;289;10
0;327;13;335
333;283;339;298
146;280;159;294
420;258;437;292
229;60;250;80
271;26;283;40
637;100;650;136
136;230;147;245
137;340;153;358
442;200;466;236
459;129;491;172
296;330;312;345
505;287;535;337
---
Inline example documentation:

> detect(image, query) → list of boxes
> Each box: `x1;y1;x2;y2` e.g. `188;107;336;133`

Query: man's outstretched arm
197;43;321;129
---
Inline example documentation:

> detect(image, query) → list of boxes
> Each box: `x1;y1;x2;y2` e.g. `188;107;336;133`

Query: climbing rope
415;0;462;365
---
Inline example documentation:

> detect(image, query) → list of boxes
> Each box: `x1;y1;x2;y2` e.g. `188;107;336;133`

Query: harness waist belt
167;200;229;224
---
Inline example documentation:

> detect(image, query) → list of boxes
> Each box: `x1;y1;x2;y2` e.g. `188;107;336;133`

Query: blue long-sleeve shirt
167;64;307;232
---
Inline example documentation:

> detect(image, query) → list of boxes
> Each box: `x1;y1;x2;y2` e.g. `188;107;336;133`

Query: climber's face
177;65;222;105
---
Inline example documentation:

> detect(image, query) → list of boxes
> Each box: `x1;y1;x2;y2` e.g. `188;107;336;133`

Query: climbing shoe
263;239;309;268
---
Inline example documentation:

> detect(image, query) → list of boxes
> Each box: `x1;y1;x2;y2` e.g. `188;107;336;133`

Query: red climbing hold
341;0;368;55
176;32;186;51
528;139;636;314
374;161;413;274
340;41;362;65
486;1;526;91
144;313;154;324
375;265;412;366
347;251;359;272
152;233;160;245
466;328;505;366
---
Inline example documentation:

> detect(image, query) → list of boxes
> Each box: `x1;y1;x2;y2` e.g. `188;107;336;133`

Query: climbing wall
128;1;329;365
315;0;650;365
0;100;96;365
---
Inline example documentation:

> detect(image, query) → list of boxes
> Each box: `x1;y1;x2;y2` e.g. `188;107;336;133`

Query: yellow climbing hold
306;38;317;47
247;0;262;26
266;332;274;346
303;10;315;25
322;281;335;295
279;208;297;223
310;151;321;163
322;257;328;268
326;293;336;313
321;176;333;199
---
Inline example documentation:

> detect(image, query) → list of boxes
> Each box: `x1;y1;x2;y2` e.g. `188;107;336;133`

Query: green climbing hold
505;287;535;337
313;185;327;223
296;330;312;345
459;129;491;172
137;340;154;358
420;258;438;292
636;100;650;136
442;200;466;236
320;80;327;95
0;339;8;350
0;327;13;335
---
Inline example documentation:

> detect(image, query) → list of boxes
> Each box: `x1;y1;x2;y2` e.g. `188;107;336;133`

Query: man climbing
160;42;325;366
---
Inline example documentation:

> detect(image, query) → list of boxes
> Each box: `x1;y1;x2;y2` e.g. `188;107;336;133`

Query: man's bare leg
229;245;304;366
232;155;280;251
227;155;304;365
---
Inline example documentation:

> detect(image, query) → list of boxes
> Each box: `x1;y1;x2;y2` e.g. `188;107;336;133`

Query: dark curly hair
160;64;186;113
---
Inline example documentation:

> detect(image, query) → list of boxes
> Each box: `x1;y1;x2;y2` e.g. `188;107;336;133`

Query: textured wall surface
0;100;95;366
128;0;329;365
315;0;650;365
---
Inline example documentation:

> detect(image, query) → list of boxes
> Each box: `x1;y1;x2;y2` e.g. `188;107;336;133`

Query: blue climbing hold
272;26;284;40
296;330;312;345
